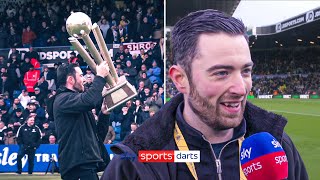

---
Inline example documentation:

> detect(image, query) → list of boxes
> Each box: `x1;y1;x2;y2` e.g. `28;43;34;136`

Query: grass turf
249;99;320;179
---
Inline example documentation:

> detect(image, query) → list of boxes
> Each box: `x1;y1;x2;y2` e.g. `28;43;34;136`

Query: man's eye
214;71;229;76
242;69;252;75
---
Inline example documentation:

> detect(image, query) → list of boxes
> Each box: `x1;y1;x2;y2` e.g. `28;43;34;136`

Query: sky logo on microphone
271;138;282;148
240;132;288;180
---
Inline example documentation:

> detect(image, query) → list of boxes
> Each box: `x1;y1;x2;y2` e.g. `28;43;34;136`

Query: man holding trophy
53;12;137;179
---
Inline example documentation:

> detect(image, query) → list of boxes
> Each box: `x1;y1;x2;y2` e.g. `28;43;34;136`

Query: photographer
16;115;41;175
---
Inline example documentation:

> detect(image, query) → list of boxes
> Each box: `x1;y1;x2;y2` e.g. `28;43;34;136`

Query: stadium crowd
0;0;163;48
252;48;320;96
0;0;164;146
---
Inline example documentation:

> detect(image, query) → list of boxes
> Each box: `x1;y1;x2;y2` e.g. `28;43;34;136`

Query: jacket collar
115;93;287;154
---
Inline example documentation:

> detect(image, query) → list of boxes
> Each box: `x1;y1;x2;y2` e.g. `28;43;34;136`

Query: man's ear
66;75;74;84
169;65;189;94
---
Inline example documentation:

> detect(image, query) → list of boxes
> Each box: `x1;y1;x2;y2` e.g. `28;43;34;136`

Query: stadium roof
249;7;320;49
167;0;240;26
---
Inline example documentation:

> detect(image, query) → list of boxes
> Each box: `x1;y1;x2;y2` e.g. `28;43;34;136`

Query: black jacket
102;94;308;180
53;76;107;177
16;123;41;149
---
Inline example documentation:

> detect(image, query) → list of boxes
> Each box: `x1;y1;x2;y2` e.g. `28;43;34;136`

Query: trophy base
102;78;137;111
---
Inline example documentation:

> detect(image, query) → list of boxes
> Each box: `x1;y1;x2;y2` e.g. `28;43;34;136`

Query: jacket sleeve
16;125;23;145
34;126;42;148
56;76;106;113
282;132;309;180
101;155;140;180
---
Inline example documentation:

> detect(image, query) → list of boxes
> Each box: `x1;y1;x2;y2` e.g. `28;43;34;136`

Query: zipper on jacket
202;135;240;180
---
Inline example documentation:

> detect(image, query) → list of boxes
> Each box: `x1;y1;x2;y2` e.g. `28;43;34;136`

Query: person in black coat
16;116;41;175
52;63;110;180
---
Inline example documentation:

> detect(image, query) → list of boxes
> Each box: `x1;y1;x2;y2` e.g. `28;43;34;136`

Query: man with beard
102;10;308;180
52;62;110;180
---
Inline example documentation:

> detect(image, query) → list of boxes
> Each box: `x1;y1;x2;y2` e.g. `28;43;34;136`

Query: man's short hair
171;9;248;79
57;63;79;87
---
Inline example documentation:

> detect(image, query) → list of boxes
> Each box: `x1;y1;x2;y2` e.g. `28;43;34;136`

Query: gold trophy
66;12;137;111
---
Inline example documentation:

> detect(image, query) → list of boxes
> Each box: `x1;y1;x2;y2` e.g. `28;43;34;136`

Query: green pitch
249;99;320;179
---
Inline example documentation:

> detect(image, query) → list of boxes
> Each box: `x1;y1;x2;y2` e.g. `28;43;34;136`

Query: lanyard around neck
174;121;247;180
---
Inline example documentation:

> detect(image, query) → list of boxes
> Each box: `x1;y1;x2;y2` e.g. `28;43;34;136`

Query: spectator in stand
115;45;125;60
37;21;51;47
20;57;33;80
130;122;138;134
84;76;93;92
119;106;134;141
141;86;151;103
158;86;164;103
123;48;133;61
148;105;159;117
18;89;30;109
147;60;162;85
41;121;54;144
100;18;110;40
117;24;128;43
138;72;151;89
16;115;41;175
68;52;79;64
84;68;95;81
145;91;163;109
47;35;59;46
4;127;16;145
0;56;6;67
8;108;25;135
141;53;152;69
0;121;6;144
151;83;159;93
22;26;37;48
34;87;46;106
41;65;56;91
139;17;153;41
8;27;21;48
0;73;10;95
0;26;8;49
49;134;56;144
55;25;69;46
34;76;49;95
131;54;141;72
23;66;40;95
8;98;24;116
24;47;39;60
133;99;143;125
123;60;137;87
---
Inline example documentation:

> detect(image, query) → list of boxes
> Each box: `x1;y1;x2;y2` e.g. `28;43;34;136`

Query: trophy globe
66;12;92;38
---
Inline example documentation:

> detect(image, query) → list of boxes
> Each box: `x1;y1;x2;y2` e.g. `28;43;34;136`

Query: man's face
49;135;56;144
27;117;35;126
29;104;36;111
131;124;138;131
184;33;252;131
43;123;49;129
35;89;40;94
16;111;22;117
87;76;92;83
72;67;85;92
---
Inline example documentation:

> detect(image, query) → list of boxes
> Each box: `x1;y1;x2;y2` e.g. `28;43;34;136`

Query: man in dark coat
16;116;41;174
53;63;110;180
102;10;308;180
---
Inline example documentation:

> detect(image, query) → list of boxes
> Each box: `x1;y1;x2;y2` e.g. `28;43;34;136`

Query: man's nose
229;74;247;96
